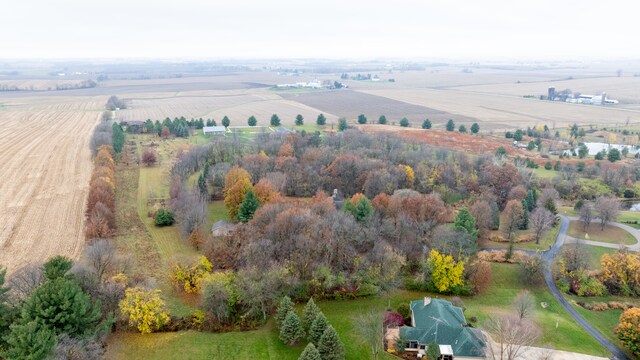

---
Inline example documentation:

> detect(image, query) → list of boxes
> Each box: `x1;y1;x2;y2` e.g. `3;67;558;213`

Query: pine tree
399;117;409;127
524;190;537;212
301;298;321;335
422;119;431;129
378;115;387;125
238;190;260;223
222;116;230;127
275;296;295;329
248;116;257;127
298;343;321;360
270;114;281;127
454;207;477;239
0;267;16;350
21;277;102;337
520;200;529;230
317;326;345;360
309;312;328;346
2;321;56;360
470;122;480;134
316;114;326;126
279;311;303;346
446;119;455;131
295;114;304;126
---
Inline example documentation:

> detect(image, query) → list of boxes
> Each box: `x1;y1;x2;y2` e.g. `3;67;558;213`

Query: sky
2;0;638;60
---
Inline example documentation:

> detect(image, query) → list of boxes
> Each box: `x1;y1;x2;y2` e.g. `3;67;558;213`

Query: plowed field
0;96;102;274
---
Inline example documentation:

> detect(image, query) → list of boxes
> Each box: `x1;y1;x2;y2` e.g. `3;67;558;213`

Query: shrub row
85;145;116;239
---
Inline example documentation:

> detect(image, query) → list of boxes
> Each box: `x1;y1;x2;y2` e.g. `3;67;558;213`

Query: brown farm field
0;95;103;274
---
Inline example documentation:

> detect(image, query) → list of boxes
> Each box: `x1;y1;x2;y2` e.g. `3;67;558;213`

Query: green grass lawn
583;245;618;270
618;210;640;229
567;221;636;245
531;167;558;179
206;200;229;229
105;263;610;359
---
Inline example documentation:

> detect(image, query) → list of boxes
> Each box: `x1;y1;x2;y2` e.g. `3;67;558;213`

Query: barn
203;126;227;136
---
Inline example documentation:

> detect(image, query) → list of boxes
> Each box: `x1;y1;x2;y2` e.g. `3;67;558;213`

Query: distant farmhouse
275;79;347;89
545;87;619;104
203;126;227;136
386;298;486;359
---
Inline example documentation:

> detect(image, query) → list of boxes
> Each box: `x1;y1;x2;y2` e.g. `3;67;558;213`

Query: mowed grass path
105;263;609;359
567;221;637;245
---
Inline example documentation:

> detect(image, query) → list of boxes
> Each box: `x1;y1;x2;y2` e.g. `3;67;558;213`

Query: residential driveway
565;216;640;251
544;216;630;360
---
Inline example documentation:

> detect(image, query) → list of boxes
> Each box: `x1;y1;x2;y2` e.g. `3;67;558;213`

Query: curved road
481;215;631;359
544;216;629;360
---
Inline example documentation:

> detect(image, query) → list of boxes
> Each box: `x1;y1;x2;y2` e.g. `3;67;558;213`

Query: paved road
480;216;631;359
544;216;630;360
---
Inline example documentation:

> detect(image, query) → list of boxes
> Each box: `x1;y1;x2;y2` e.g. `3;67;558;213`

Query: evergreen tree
470;123;480;134
520;200;529;230
21;277;102;337
554;161;561;171
275;296;295;329
544;161;552;170
378;115;387;125
198;172;207;196
154;120;162;135
524;190;537;212
490;201;500;230
238;190;260;223
248;116;257;127
298;343;321;360
608;148;621;162
270;114;281;127
295;114;304;126
279;311;303;346
301;298;321;335
222;116;230;127
513;129;524;141
0;267;16;350
309;312;328;346
357;114;367;124
316;114;326;126
399;117;409;127
317;326;345;360
2;321;56;360
458;124;467;133
338;118;347;131
426;342;441;360
43;255;73;280
446;119;455;131
454;207;477;239
111;122;125;153
422;119;432;129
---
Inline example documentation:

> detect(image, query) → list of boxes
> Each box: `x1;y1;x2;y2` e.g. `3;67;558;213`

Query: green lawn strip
531;167;557;179
567;221;636;245
618;211;640;229
582;246;617;270
205;200;229;230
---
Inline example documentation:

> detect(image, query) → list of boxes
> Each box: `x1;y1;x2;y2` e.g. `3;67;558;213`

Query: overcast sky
2;0;638;60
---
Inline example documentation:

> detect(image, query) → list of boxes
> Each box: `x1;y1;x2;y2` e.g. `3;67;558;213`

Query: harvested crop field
0;96;103;274
281;89;476;124
117;90;339;126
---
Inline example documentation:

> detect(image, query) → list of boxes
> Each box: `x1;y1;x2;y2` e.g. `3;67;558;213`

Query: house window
408;341;418;349
419;345;426;350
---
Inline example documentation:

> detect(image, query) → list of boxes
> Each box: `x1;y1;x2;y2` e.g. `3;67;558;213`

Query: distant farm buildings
203;126;227;136
274;79;347;89
544;86;619;105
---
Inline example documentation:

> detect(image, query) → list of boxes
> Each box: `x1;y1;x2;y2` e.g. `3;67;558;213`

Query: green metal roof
400;299;485;358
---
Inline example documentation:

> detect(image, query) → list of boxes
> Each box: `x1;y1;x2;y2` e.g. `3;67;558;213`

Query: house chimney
424;297;431;306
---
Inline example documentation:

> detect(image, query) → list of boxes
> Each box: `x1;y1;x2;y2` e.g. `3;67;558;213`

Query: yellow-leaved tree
119;287;170;334
428;249;465;293
601;252;640;293
616;307;640;357
170;256;213;294
223;166;253;221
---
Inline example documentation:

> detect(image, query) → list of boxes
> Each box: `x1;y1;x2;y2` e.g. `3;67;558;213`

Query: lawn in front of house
105;263;609;359
567;221;636;245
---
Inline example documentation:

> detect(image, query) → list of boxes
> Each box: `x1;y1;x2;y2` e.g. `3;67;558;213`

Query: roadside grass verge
567;221;636;245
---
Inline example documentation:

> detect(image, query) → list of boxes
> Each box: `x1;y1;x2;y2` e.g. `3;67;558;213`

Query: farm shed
203;126;227;136
120;120;145;134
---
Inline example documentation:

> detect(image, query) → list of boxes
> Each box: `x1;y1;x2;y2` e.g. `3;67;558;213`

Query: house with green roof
387;297;486;359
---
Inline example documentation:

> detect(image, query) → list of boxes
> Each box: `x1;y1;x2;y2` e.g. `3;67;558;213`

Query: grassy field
479;222;559;252
567;221;636;245
105;263;609;359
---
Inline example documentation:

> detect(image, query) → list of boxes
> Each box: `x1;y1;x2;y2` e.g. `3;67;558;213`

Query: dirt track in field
0;96;102;274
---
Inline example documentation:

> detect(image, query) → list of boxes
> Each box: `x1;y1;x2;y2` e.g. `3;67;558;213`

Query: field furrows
0;97;102;274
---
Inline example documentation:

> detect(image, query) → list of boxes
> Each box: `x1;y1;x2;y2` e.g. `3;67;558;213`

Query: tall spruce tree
275;296;295;329
301;298;321;335
309;312;328;345
317;326;345;360
279;311;303;346
238;190;260;223
2;321;56;360
298;343;321;360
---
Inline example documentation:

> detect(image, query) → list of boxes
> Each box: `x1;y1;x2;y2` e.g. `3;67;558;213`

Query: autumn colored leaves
85;146;116;240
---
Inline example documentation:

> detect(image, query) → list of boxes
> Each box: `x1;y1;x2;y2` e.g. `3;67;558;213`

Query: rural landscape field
2;1;640;359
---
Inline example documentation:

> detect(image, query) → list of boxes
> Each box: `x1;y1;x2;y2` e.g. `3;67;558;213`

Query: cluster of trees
577;196;620;230
106;96;126;110
556;245;639;297
444;119;480;134
90;112;113;155
55;79;97;90
86;146;117;239
112;123;125;153
275;297;345;360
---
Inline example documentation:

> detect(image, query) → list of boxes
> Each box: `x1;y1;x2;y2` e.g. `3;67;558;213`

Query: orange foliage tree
223;166;253;221
86;145;116;239
616;307;640;357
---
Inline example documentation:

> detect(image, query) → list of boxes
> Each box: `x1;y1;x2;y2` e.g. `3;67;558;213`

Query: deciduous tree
119;287;170;334
503;200;525;241
595;196;620;230
530;207;554;244
616;307;640;357
427;249;465;293
223;166;253;221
